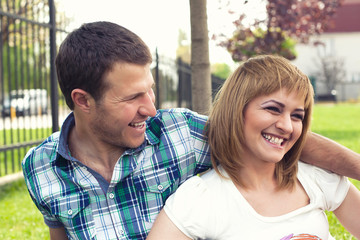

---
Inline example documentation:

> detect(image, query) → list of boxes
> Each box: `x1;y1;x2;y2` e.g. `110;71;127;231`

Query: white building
292;0;360;101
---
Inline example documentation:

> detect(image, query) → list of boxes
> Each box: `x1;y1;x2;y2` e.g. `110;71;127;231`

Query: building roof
326;0;360;33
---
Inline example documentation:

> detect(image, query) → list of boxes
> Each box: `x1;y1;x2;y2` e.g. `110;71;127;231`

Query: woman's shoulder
176;169;224;195
164;169;227;239
165;169;230;210
298;161;347;182
298;161;350;211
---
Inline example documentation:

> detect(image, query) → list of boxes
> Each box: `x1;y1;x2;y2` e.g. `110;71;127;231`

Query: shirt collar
144;112;161;145
52;112;75;163
122;115;161;155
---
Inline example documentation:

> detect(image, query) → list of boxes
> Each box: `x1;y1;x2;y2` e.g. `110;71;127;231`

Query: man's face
89;62;156;152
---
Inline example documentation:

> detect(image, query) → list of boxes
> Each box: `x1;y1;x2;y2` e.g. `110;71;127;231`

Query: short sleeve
23;175;61;227
163;176;212;239
300;162;350;211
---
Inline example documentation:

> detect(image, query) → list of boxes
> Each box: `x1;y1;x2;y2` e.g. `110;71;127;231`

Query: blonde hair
206;55;314;190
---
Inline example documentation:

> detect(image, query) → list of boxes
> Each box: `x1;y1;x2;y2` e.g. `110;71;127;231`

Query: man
22;21;360;240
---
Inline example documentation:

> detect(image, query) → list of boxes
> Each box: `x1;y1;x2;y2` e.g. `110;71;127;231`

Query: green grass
0;179;49;239
311;103;360;240
0;103;359;239
311;103;360;151
0;127;51;176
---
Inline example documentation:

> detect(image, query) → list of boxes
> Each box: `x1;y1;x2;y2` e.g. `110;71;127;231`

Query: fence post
49;0;59;132
155;48;160;109
177;58;183;107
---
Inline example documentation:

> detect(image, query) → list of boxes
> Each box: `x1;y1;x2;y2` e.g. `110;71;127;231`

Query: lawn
0;127;52;176
311;103;360;240
0;102;359;239
0;178;49;239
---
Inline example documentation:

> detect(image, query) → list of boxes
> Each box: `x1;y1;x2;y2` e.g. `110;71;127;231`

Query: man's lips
129;121;146;129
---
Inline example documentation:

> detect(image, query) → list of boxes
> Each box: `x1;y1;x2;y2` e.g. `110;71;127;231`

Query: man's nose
139;89;156;117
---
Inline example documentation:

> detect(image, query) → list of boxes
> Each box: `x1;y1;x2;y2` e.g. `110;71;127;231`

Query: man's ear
71;89;92;113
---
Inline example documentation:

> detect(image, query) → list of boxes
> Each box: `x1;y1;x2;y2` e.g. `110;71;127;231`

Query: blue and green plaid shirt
22;108;211;239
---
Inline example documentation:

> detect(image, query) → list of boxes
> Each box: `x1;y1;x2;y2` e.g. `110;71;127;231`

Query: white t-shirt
164;162;350;240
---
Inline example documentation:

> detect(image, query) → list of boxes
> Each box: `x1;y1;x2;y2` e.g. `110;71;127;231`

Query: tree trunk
189;0;211;115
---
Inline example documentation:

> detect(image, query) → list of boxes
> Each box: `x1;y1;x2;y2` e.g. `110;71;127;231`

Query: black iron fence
0;1;225;177
0;0;68;176
153;54;224;110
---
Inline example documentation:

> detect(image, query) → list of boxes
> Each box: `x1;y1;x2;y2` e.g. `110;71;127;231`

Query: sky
58;0;266;66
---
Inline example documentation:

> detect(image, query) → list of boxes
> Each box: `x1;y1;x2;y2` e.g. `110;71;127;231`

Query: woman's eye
265;106;280;113
292;114;304;121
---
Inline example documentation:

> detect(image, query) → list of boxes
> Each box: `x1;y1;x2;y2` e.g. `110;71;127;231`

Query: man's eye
126;94;140;101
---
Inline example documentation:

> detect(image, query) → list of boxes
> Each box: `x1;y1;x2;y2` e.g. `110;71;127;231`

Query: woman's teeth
262;133;284;146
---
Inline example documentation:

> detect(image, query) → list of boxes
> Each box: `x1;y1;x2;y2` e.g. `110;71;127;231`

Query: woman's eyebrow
261;99;284;107
262;100;305;112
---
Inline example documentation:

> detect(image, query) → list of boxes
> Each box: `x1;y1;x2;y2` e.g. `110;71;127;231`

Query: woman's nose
275;114;293;133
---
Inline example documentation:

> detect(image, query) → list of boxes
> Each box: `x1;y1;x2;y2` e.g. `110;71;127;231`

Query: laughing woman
147;55;360;239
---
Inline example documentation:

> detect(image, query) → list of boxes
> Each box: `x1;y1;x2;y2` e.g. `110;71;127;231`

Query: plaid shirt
22;108;211;239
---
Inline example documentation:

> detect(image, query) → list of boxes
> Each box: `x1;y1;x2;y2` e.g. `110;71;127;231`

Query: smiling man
22;21;360;240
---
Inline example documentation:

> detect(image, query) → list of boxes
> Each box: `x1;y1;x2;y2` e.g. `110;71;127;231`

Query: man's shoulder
148;108;207;128
145;108;208;143
22;131;68;203
22;131;60;171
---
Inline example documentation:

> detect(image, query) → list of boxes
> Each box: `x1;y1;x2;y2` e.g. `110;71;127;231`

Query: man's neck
68;125;124;182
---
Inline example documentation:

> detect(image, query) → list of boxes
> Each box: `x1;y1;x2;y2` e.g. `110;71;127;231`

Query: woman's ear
71;89;92;113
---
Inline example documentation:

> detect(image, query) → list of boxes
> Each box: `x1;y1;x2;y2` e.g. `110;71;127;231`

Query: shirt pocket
49;191;96;239
133;165;180;223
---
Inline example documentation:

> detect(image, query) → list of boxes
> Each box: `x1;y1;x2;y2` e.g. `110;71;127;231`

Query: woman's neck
236;160;277;190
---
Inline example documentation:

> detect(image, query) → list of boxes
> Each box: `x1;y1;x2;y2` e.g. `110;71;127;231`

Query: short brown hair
206;55;314;190
56;21;152;109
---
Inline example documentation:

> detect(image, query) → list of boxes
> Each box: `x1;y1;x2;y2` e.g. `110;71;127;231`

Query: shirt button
68;209;73;215
109;193;115;199
157;185;163;191
119;229;124;235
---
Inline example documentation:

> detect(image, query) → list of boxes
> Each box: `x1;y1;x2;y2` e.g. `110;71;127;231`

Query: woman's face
242;88;305;165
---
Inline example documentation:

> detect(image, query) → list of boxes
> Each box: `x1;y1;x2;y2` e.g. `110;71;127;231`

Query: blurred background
0;0;359;239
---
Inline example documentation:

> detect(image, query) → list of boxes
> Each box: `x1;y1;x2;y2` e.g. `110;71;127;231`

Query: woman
147;55;360;239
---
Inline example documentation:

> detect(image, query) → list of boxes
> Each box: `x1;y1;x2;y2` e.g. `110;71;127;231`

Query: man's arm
333;184;360;238
50;227;68;240
301;132;360;180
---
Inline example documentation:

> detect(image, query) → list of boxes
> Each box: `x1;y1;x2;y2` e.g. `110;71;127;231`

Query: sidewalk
0;172;23;186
